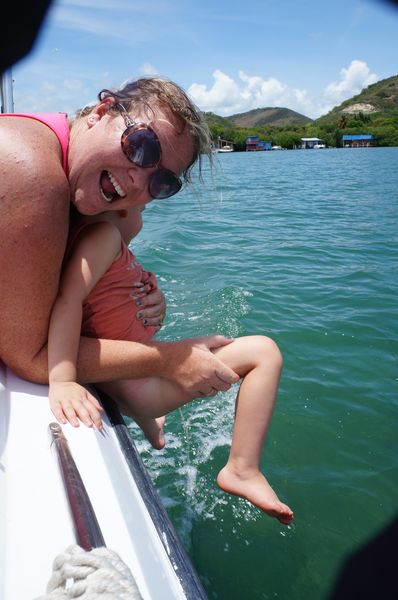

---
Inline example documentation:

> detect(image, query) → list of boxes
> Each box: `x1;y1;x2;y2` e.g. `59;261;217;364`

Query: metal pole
49;422;106;550
1;69;14;113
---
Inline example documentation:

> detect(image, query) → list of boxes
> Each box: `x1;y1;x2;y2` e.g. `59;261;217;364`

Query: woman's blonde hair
78;77;212;183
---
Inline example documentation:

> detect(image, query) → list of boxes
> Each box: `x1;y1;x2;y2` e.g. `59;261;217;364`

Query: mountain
201;112;232;128
226;107;312;127
316;74;398;124
202;107;312;130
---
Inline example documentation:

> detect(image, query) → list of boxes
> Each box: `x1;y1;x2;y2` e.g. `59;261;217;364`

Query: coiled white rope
35;545;142;599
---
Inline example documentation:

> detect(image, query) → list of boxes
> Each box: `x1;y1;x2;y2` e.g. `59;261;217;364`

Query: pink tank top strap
1;112;69;172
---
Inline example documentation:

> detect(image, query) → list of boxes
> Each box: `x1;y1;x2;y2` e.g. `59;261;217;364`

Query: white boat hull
0;362;206;599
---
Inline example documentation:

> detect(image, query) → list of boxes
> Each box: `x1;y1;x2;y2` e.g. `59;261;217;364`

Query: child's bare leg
97;380;167;450
96;338;294;523
212;336;293;524
130;412;166;451
96;377;191;450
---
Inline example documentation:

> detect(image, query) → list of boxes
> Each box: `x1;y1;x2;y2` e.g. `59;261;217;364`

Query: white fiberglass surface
0;366;186;600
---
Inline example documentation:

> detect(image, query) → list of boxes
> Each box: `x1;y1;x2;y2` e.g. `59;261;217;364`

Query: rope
35;545;143;600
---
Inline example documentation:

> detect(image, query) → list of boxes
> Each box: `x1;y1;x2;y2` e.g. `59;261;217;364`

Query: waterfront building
342;134;374;148
246;136;272;151
300;137;326;149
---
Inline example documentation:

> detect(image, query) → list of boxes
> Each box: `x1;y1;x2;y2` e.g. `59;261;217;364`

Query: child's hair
77;77;212;183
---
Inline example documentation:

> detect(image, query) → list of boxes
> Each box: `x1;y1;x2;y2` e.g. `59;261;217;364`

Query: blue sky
11;0;398;119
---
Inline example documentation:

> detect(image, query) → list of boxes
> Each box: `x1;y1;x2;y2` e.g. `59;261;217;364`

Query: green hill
312;74;398;147
202;111;232;128
226;107;312;127
316;75;398;125
317;74;398;123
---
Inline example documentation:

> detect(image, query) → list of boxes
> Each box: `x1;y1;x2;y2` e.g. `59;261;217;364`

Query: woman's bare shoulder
0;116;66;180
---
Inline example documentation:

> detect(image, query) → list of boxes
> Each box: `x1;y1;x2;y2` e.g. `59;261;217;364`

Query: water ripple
129;147;398;600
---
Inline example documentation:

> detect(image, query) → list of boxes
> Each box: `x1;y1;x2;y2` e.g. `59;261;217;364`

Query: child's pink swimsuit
70;225;157;343
70;225;157;344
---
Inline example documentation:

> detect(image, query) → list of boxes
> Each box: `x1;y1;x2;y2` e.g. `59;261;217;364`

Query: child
48;207;293;525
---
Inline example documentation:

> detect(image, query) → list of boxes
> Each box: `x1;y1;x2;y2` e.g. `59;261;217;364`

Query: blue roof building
342;134;374;147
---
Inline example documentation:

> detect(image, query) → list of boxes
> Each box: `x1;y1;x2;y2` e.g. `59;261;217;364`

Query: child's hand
49;382;104;430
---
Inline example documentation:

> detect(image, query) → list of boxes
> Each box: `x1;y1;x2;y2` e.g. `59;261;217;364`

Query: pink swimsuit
69;224;157;343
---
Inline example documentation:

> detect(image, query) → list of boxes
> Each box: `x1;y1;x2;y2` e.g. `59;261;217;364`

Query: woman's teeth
100;170;126;202
108;172;126;197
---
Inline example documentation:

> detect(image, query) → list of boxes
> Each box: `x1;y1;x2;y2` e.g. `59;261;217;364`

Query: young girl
48;206;294;525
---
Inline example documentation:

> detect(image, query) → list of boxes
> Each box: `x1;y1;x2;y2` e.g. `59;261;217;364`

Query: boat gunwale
99;391;208;600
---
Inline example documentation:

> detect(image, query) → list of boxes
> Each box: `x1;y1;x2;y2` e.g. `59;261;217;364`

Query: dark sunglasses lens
122;128;160;167
149;169;182;199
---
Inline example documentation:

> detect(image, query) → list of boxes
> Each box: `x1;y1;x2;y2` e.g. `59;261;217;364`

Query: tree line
207;109;398;150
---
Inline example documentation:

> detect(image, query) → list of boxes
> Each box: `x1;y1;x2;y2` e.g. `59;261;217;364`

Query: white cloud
63;78;86;92
189;70;242;114
188;61;379;119
324;60;378;105
139;63;159;76
189;69;316;118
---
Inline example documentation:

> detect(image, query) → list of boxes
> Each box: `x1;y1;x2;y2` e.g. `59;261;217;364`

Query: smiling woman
67;78;209;214
0;76;238;398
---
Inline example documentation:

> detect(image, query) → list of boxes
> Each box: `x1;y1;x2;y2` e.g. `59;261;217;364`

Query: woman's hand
160;335;240;397
134;286;166;330
49;381;104;430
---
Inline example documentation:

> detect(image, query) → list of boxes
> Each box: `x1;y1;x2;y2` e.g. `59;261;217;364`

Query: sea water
129;147;398;600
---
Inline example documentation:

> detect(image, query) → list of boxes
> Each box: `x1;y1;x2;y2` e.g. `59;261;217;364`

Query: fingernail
143;319;148;326
136;299;143;306
137;312;143;319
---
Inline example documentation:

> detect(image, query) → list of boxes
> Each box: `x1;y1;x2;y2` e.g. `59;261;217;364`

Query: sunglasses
116;104;182;200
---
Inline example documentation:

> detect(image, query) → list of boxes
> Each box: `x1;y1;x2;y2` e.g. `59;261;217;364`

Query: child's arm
48;222;122;429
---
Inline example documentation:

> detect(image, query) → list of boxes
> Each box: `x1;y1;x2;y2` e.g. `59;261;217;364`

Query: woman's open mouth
100;170;126;202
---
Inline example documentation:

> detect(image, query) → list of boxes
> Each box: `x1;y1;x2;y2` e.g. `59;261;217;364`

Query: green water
129;147;398;599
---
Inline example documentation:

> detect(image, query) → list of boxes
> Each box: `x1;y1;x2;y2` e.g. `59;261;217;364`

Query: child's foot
216;465;293;525
135;416;166;450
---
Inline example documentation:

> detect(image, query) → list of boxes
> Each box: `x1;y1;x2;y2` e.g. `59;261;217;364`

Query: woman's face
68;100;194;215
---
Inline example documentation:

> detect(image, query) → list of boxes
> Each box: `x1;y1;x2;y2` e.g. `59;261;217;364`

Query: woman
0;77;239;395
